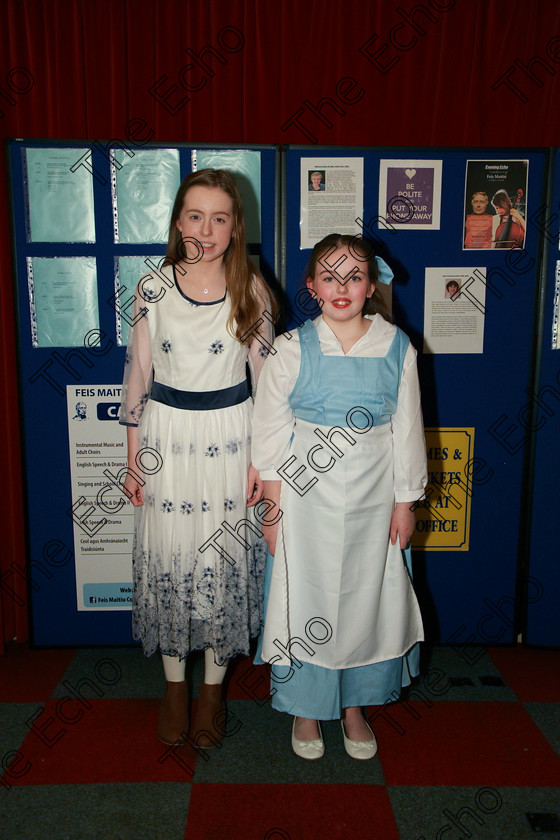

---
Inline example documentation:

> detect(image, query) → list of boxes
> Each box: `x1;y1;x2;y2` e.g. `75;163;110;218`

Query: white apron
260;320;424;670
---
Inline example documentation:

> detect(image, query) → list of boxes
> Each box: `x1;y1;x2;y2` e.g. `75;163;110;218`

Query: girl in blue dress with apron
252;233;427;760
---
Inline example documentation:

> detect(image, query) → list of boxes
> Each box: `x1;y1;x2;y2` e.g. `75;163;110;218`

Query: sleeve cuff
395;489;425;504
260;469;281;481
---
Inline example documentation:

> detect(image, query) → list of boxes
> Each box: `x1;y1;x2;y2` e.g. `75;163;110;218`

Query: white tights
161;649;228;684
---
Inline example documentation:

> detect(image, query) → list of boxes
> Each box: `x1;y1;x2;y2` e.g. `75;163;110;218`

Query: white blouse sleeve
251;333;299;481
247;277;276;394
391;343;428;503
119;284;153;426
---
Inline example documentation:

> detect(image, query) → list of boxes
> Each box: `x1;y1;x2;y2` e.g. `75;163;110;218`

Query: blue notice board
10;141;279;646
284;146;550;645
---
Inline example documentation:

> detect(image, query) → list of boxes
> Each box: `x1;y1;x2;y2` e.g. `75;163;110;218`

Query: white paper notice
423;268;486;354
300;157;364;249
67;385;133;611
553;261;560;350
25;147;96;242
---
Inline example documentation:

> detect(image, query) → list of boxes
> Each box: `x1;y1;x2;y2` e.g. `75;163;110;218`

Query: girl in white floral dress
120;169;273;747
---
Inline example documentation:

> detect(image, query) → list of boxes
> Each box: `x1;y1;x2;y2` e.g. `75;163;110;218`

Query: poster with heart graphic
379;159;442;230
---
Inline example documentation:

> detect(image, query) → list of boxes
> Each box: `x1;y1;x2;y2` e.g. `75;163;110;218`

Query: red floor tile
184;784;400;840
227;656;271;703
0;643;76;702
370;701;560;786
10;699;201;785
488;646;560;701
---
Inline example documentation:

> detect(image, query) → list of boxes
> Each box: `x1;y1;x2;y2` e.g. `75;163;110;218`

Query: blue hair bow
375;256;394;285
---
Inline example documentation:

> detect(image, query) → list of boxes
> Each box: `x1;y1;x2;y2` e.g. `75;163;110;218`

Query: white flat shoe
291;717;324;760
341;718;378;760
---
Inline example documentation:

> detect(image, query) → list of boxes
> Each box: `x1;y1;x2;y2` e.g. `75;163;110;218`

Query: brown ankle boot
157;680;189;745
192;683;227;750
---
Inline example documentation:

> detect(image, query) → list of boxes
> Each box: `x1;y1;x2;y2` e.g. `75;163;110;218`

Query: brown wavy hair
491;189;513;212
305;233;391;321
164;168;276;341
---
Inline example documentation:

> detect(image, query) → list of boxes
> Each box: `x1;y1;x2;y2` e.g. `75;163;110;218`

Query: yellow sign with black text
412;428;474;551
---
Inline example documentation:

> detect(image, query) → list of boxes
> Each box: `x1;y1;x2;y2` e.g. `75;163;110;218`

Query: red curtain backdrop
2;0;560;649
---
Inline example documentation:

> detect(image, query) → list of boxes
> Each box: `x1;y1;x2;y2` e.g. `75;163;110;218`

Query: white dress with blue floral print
120;266;270;664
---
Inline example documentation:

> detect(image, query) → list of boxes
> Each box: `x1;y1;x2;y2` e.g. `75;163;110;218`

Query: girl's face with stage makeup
307;245;374;324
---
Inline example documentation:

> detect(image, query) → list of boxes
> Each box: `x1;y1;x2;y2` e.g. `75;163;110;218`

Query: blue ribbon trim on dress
150;380;250;410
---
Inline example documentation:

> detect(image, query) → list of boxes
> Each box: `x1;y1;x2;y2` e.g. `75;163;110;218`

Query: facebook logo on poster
96;403;120;421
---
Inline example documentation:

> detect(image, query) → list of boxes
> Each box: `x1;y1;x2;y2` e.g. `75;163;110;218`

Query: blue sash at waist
150;380;250;411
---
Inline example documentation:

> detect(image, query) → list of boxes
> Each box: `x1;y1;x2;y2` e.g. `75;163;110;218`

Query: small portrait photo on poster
308;170;326;191
444;279;461;299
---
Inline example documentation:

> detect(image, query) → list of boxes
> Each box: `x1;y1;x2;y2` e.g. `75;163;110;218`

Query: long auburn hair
305;233;392;321
164;168;275;341
491;188;513;213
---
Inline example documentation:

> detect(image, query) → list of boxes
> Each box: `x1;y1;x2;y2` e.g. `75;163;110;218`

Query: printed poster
412;428;474;551
379;159;442;230
463;159;528;250
114;255;163;347
553;261;560;350
28;257;99;348
300;157;364;249
193;149;262;244
423;267;486;354
112;148;180;243
24;147;96;243
67;385;134;611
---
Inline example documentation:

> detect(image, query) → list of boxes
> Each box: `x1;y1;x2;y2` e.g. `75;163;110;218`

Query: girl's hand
246;463;264;507
390;502;416;549
123;469;144;506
